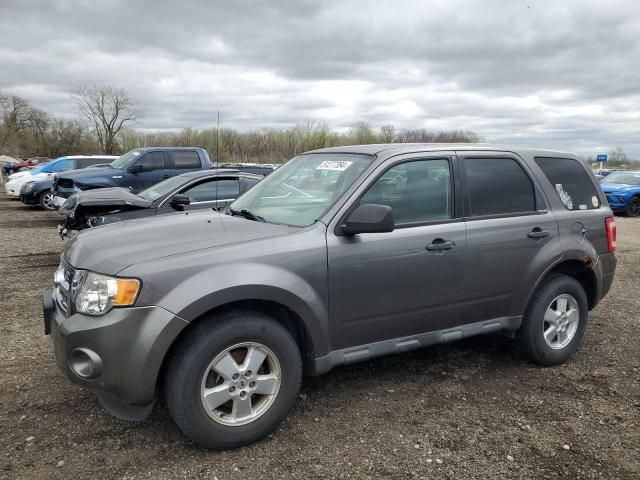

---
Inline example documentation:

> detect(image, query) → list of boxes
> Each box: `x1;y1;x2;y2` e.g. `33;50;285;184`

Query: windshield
138;175;187;201
111;150;143;169
230;153;373;226
604;172;640;185
36;158;71;174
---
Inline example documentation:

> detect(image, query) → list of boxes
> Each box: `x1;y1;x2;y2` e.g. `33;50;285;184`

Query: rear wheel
39;191;56;210
625;197;640;217
164;311;302;449
516;274;588;365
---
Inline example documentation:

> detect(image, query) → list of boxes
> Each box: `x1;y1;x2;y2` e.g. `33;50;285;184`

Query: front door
326;154;468;350
124;151;170;192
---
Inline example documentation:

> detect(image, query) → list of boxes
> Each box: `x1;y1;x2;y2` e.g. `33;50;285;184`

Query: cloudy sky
1;0;639;157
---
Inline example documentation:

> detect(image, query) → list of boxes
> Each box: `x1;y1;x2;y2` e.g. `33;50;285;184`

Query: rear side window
535;157;601;210
76;157;106;168
172;151;201;169
464;157;536;217
182;179;240;202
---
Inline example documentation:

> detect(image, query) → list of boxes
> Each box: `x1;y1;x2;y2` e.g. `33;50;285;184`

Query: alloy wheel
41;192;55;210
200;342;281;426
542;294;579;350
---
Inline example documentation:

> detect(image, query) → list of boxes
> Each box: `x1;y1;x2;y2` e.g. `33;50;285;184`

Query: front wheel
39;191;56;210
516;274;588;365
625;197;640;217
164;311;302;449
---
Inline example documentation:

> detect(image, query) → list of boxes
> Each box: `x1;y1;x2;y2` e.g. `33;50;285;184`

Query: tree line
1;86;480;163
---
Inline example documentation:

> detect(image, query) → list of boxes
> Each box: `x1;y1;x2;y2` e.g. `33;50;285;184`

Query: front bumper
19;191;39;205
53;195;67;208
4;182;20;197
43;288;188;411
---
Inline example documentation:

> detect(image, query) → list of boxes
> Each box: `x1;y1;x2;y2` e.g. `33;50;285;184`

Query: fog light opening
69;348;103;379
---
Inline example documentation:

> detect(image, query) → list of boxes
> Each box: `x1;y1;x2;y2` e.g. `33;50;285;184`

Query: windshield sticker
131;151;140;156
316;160;353;171
555;184;573;209
591;196;599;208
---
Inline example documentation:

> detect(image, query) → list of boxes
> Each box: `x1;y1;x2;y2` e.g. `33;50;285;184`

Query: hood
64;210;298;274
57;165;120;182
8;172;51;186
8;171;31;181
601;183;637;192
74;187;152;208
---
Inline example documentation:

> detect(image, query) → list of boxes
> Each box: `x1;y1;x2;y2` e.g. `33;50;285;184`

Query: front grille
57;178;74;189
54;261;78;316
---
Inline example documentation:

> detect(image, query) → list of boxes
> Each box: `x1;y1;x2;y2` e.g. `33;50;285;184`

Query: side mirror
341;204;394;236
170;194;191;210
129;164;143;174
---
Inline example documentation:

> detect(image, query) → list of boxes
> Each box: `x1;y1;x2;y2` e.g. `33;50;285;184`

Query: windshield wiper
228;207;266;222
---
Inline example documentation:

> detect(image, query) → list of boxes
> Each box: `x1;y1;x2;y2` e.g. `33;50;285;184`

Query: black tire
624;197;640;217
39;191;55;210
164;311;302;449
516;274;589;366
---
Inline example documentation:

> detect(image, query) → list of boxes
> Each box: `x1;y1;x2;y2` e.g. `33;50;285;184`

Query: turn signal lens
114;278;141;305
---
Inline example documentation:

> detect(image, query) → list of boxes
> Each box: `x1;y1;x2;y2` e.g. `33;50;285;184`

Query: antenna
216;109;220;166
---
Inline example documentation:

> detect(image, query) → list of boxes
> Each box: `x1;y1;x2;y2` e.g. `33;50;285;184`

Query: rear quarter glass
534;157;601;211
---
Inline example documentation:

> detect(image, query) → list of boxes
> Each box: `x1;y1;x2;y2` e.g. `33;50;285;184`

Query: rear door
458;151;562;322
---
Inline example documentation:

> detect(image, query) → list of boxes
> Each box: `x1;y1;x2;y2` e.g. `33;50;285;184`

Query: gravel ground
0;192;639;480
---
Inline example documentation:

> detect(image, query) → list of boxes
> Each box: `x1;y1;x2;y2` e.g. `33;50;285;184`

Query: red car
4;157;51;174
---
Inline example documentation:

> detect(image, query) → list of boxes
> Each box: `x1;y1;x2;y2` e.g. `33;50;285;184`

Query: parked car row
2;156;51;174
58;169;263;236
41;143;616;449
3;147;281;238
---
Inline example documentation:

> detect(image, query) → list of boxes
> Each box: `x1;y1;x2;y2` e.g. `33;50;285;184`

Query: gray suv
43;144;617;448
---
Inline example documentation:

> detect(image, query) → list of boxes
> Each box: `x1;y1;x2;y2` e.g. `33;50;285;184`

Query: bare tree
74;85;140;154
0;92;31;150
608;146;628;165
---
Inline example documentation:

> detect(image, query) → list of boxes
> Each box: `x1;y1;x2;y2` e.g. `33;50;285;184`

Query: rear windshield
535;157;601;210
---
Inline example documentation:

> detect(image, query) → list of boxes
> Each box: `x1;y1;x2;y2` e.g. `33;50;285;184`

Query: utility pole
216;109;220;166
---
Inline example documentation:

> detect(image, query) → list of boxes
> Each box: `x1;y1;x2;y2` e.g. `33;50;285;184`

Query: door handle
527;227;549;239
426;239;454;251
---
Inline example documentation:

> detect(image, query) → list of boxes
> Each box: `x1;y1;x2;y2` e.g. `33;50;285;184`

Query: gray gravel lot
0;192;639;479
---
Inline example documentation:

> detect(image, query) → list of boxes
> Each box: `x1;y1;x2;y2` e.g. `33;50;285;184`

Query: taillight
605;217;616;252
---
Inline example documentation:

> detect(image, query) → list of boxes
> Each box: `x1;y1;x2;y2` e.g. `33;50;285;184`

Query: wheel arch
157;298;318;395
528;258;599;312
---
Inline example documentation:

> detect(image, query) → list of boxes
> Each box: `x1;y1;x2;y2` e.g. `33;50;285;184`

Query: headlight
76;271;141;316
619;196;626;203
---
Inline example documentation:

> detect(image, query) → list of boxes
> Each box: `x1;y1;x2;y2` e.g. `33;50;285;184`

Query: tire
39;191;56;210
624;197;640;217
164;311;302;449
516;274;588;366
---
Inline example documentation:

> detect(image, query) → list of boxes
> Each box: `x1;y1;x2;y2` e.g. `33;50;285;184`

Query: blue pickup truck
52;147;212;207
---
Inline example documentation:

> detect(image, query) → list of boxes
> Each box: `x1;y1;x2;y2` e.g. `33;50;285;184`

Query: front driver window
181;179;240;202
360;159;452;225
135;152;165;171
